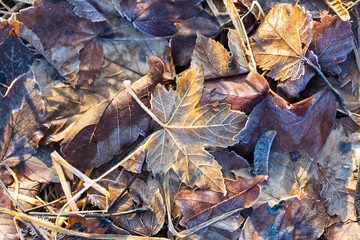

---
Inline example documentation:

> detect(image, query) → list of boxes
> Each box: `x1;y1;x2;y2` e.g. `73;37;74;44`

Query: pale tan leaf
191;33;231;79
252;4;312;81
142;67;247;193
325;0;350;21
228;29;248;74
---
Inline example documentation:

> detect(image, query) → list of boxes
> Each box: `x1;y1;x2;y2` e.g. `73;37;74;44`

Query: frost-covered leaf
240;198;328;240
136;67;247;193
252;4;312;81
309;14;354;75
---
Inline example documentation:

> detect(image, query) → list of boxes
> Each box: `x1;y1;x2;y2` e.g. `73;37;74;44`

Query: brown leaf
314;123;358;221
251;4;312;81
59;57;164;169
235;89;336;158
0;27;34;89
191;32;248;79
0;189;17;240
200;71;269;113
175;175;265;229
10;0;106;86
107;176;165;236
239;198;328;240
326;221;360;240
309;13;355;75
138;67;247;193
66;215;129;236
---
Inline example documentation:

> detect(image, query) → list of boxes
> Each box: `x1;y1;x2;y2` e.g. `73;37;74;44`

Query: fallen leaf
114;0;211;37
228;29;249;74
326;221;360;240
314;123;358;221
0;29;34;88
10;0;106;86
67;0;107;22
253;130;277;176
175;175;265;229
191;33;231;79
235;89;336;158
108;176;165;236
200;71;269;113
251;4;312;81
325;0;350;21
59;57;164;169
309;13;355;75
139;67;247;193
239;197;328;240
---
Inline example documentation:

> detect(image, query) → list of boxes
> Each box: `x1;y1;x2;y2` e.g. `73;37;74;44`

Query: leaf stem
305;58;351;116
124;80;165;127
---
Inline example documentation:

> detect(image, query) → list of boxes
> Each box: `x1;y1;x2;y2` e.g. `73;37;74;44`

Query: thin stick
51;151;109;197
124;80;164;127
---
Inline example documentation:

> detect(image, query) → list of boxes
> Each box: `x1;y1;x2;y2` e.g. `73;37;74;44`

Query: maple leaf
326;221;360;239
235;89;337;158
251;4;312;81
175;175;265;230
309;13;355;75
125;67;247;193
240;197;328;239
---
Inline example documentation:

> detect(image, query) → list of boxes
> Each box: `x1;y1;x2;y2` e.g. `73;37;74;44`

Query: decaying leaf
200;71;269;113
136;67;247;193
252;4;312;81
114;0;211;37
58;57;164;169
239;197;328;240
314;123;358;222
235;89;336;158
175;175;265;229
10;0;106;86
310;13;355;75
0;29;34;88
191;31;248;79
326;221;360;239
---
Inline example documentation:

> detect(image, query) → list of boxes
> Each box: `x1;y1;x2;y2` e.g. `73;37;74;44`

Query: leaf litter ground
0;0;359;239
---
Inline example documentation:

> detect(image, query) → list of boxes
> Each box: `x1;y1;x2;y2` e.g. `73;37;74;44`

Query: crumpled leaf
114;0;210;37
309;13;355;75
175;175;265;229
314;123;358;221
138;67;247;193
0;71;58;183
325;0;350;21
10;0;106;86
239;197;328;240
235;89;336;158
191;32;248;79
200;71;269;113
107;176;165;236
59;57;164;169
0;27;34;88
252;4;312;81
325;221;360;240
0;189;17;240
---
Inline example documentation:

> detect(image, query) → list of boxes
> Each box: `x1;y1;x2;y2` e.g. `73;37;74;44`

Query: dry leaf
175;175;265;229
10;0;106;86
239;197;328;240
309;13;354;75
140;67;247;193
235;89;337;158
252;4;312;81
326;221;360;240
58;57;164;169
200;71;269;113
0;189;17;240
325;0;350;21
